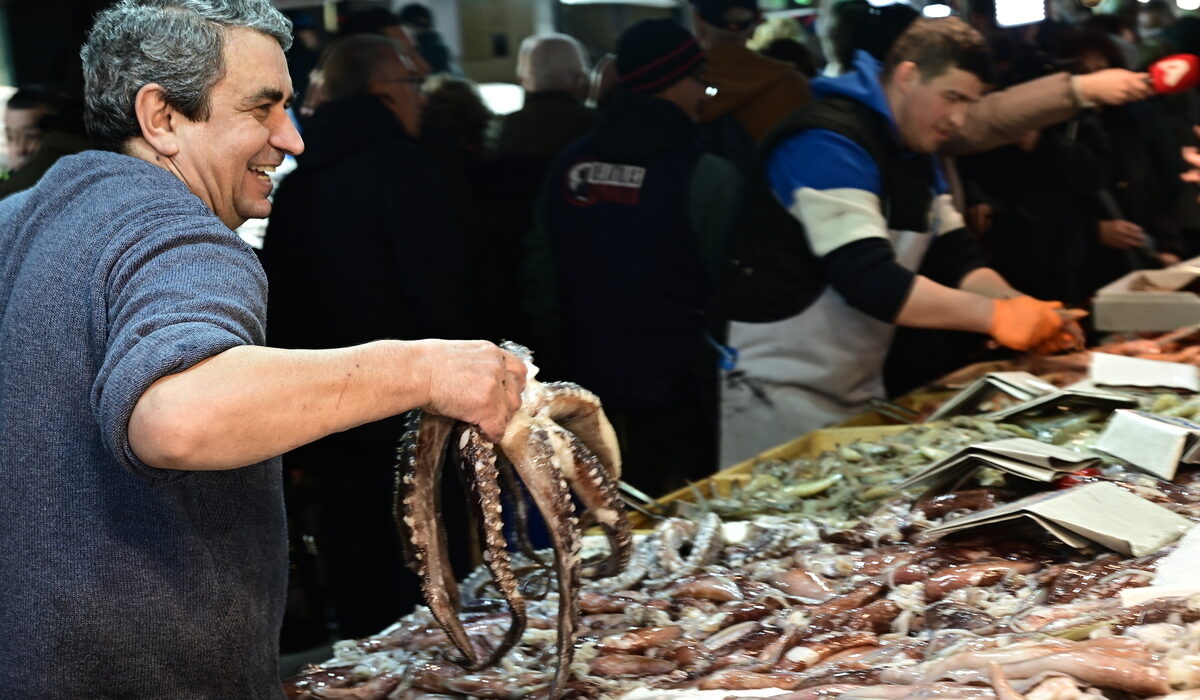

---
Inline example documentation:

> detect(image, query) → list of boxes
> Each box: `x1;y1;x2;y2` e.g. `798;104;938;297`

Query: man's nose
271;111;305;156
948;104;968;130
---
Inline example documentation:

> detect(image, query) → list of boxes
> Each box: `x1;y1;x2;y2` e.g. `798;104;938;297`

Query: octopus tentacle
496;453;548;568
457;427;529;667
395;410;480;668
501;416;582;698
545;423;632;579
538;381;622;479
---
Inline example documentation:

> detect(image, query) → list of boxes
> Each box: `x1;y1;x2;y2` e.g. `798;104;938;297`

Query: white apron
719;229;932;467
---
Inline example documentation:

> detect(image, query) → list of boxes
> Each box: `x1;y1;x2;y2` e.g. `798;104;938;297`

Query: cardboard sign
984;388;1138;422
926;372;1058;421
1094;409;1200;480
1090;352;1200;392
895;437;1099;494
922;482;1191;556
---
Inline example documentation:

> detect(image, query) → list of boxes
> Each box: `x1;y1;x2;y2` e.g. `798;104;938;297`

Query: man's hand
1161;252;1182;267
989;296;1069;352
1182;132;1200;186
1098;219;1147;249
1030;308;1087;354
419;340;527;442
1075;69;1155;106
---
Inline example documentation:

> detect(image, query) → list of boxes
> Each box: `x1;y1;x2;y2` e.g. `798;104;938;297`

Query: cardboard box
1094;269;1200;332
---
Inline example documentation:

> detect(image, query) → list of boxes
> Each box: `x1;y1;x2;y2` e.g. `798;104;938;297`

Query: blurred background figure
5;87;53;174
691;0;811;170
749;15;820;77
399;2;462;77
340;6;433;77
1;87;88;198
285;13;326;112
261;34;475;643
490;33;595;160
423;75;492;167
588;52;620;110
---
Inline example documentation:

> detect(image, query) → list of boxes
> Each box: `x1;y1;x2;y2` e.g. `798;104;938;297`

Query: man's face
892;63;983;153
658;74;715;122
168;27;304;229
370;50;426;137
5;104;51;172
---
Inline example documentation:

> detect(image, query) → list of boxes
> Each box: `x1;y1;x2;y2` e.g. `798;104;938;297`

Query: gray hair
81;0;292;151
517;33;590;93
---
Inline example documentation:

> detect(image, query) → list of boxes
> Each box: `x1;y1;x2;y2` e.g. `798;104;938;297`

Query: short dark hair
1061;27;1128;71
7;85;60;113
398;3;433;29
882;17;994;85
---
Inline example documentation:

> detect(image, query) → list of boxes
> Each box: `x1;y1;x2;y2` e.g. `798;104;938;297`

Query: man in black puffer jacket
524;19;742;497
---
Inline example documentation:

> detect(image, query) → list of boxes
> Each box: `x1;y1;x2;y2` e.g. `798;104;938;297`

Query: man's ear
133;83;181;157
893;60;920;93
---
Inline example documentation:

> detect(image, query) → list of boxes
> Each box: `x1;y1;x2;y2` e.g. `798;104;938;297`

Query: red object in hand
1056;467;1102;489
1150;54;1200;94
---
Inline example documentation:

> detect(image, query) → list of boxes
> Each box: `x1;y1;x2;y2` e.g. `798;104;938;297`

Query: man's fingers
479;417;507;443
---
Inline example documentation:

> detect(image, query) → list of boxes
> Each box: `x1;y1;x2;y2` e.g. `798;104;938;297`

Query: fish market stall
283;338;1200;700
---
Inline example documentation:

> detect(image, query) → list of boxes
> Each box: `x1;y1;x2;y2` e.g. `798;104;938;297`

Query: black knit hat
615;19;706;93
691;0;759;32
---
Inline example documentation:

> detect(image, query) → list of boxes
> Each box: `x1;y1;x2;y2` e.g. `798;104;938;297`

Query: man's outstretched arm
128;339;526;471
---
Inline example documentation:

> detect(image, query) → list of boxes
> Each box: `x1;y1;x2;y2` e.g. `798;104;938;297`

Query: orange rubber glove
989;296;1065;352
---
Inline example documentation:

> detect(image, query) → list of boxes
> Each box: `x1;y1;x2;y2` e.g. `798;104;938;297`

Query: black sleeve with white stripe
820;238;917;323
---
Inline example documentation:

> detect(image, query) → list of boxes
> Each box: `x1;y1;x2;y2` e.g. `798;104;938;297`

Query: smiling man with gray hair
0;0;526;696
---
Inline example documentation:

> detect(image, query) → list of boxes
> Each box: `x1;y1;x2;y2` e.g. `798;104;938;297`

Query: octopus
393;343;632;697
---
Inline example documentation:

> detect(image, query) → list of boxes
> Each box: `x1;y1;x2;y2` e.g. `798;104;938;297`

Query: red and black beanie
615;19;705;94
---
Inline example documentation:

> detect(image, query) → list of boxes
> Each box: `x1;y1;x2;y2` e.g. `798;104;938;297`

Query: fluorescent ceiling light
923;3;952;16
995;0;1045;27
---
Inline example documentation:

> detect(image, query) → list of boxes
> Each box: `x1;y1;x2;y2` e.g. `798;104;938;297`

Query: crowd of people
4;0;1200;694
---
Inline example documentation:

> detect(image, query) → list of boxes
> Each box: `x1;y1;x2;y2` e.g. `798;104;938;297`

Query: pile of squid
285;412;1200;700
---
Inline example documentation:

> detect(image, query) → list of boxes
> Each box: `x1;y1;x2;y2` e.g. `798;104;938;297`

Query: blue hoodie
766;50;948;212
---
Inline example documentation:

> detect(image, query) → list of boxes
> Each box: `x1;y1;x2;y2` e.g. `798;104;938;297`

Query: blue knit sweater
0;151;286;698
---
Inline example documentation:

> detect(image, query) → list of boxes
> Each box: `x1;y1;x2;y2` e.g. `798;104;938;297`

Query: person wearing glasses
259;34;477;641
524;18;741;497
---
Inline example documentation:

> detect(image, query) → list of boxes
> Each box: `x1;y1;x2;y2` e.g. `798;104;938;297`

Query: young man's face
892;62;983;153
167;27;304;229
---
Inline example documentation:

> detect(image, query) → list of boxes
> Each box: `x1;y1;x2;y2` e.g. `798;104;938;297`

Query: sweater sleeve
93;202;267;482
